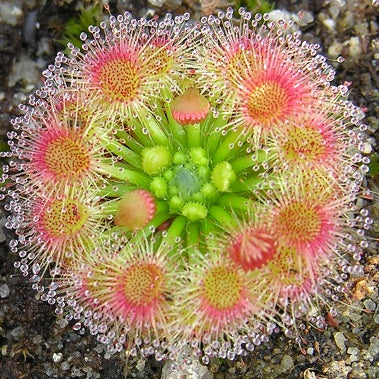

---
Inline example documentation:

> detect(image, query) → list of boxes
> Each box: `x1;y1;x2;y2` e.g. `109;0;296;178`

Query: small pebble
7;54;41;88
348;347;359;363
350;365;368;379
56;318;68;328
303;369;317;379
334;331;347;352
53;352;63;363
369;337;379;356
292;11;314;26
94;344;105;354
104;352;112;360
32;335;43;344
322;18;336;32
0;283;10;298
329;5;341;19
323;360;352;378
0;219;6;243
268;9;293;24
363;299;376;311
61;361;70;371
348;347;359;355
161;347;213;379
10;326;24;340
328;41;343;59
347;36;363;61
71;367;82;377
0;1;23;26
348;311;362;322
148;0;166;6
136;359;145;372
280;355;294;371
36;37;53;57
44;366;54;377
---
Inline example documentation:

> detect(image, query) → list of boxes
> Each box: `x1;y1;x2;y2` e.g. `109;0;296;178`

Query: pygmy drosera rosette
1;7;373;364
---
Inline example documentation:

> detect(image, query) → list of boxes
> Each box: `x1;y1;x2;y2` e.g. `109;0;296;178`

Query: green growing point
142;146;172;175
211;162;237;192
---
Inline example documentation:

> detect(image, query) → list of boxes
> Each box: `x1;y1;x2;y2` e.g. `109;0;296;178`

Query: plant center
171;166;203;200
145;146;236;222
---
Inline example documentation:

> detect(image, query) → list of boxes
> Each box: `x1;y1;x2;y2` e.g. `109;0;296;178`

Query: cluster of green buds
1;7;372;364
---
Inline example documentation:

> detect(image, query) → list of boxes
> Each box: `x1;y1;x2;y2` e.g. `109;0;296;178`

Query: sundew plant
1;7;373;364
